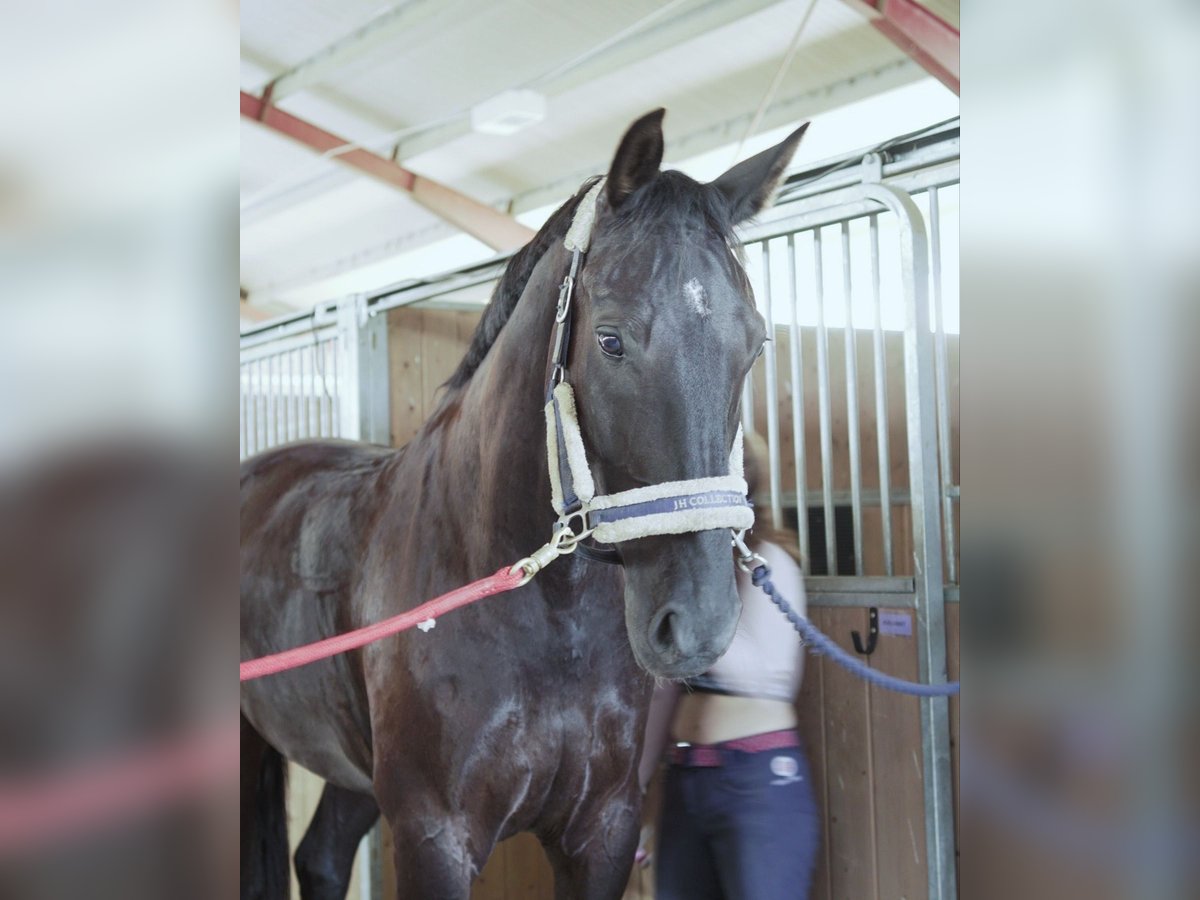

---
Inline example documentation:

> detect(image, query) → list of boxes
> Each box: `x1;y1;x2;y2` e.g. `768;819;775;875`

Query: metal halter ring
553;510;593;548
732;530;767;573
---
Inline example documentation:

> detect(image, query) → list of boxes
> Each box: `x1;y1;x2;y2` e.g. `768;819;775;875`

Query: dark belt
668;729;800;768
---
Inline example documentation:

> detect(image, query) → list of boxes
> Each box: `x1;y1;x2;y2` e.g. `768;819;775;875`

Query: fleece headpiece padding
545;381;753;543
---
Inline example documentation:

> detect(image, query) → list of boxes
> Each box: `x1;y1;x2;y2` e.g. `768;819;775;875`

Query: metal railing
739;150;960;591
239;328;341;459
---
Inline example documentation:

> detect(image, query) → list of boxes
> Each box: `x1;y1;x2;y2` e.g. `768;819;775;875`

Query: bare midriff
670;692;798;745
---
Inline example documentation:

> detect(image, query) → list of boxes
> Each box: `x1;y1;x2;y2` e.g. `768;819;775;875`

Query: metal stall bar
859;181;954;900
268;355;278;448
760;241;784;528
316;338;329;437
330;336;341;437
256;358;267;454
293;346;303;440
247;361;256;454
239;366;247;459
812;228;838;575
869;213;895;575
277;353;287;443
326;336;335;437
355;298;392;446
326;338;336;436
243;363;250;457
287;349;296;442
741;366;755;436
928;187;958;584
302;345;313;439
312;342;323;437
786;233;810;573
269;354;279;444
841;221;865;574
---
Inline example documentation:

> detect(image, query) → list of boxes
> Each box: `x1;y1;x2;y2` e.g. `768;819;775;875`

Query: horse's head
569;110;807;679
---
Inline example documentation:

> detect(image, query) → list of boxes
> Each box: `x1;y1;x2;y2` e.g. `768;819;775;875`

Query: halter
540;179;754;555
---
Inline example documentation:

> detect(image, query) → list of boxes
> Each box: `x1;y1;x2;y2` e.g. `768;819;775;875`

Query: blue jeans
655;742;820;900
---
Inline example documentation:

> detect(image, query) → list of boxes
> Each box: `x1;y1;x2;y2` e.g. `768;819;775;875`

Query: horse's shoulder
241;440;396;593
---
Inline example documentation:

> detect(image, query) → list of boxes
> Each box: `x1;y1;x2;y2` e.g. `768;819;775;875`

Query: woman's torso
670;540;806;745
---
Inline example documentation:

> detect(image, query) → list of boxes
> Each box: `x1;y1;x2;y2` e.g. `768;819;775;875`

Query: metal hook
851;607;879;656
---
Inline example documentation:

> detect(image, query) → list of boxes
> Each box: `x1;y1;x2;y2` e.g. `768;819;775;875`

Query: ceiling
240;0;956;322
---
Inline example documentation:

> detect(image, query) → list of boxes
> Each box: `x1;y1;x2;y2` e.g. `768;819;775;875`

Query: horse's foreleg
387;810;476;900
294;783;379;900
543;793;642;900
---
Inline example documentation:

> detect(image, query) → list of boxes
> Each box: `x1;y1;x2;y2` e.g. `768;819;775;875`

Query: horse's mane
444;171;738;391
444;177;601;391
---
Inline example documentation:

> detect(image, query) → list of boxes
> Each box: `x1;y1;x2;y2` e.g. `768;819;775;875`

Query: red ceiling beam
240;92;536;252
841;0;959;95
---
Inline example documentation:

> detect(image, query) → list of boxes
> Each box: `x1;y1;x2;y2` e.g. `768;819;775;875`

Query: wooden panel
869;609;928;899
456;309;483;347
419;310;465;414
796;613;832;900
470;836;507;900
388;307;425;447
819;607;878;899
501;833;554;899
380;819;396;900
469;834;558;900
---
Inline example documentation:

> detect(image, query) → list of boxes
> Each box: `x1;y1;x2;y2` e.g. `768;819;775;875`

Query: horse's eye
755;340;768;359
597;333;624;358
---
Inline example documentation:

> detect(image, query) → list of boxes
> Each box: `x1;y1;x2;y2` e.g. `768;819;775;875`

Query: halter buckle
556;275;574;323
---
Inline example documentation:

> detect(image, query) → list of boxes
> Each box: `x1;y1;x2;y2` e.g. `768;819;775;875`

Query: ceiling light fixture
470;89;547;136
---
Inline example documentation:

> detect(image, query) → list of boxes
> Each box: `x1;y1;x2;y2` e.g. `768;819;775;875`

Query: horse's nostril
651;608;678;655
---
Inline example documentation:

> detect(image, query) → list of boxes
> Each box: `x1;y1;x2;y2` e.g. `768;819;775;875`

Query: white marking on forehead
683;278;711;318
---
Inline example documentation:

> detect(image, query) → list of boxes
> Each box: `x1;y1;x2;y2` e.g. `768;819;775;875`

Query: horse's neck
422;249;564;563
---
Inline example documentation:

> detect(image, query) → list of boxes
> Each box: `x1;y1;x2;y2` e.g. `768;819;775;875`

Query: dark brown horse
240;110;807;899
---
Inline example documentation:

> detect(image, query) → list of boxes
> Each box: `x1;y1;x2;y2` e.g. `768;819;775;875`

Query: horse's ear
711;122;809;224
606;108;666;209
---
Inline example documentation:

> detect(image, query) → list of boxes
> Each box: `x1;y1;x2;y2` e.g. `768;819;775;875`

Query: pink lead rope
239;566;527;682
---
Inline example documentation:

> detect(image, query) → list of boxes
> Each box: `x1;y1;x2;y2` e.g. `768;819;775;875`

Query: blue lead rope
751;564;960;698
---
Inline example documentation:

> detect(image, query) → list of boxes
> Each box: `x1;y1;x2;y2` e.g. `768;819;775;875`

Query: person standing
639;445;819;899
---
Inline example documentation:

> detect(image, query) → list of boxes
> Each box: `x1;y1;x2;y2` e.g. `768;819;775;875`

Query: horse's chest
459;694;640;834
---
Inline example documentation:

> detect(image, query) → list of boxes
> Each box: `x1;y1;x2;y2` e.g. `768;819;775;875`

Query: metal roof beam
240;91;535;252
244;58;924;300
839;0;958;94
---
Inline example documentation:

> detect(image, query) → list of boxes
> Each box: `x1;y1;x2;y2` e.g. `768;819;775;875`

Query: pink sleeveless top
686;540;806;702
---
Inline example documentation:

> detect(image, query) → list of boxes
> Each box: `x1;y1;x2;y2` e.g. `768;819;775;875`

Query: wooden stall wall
373;309;959;900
